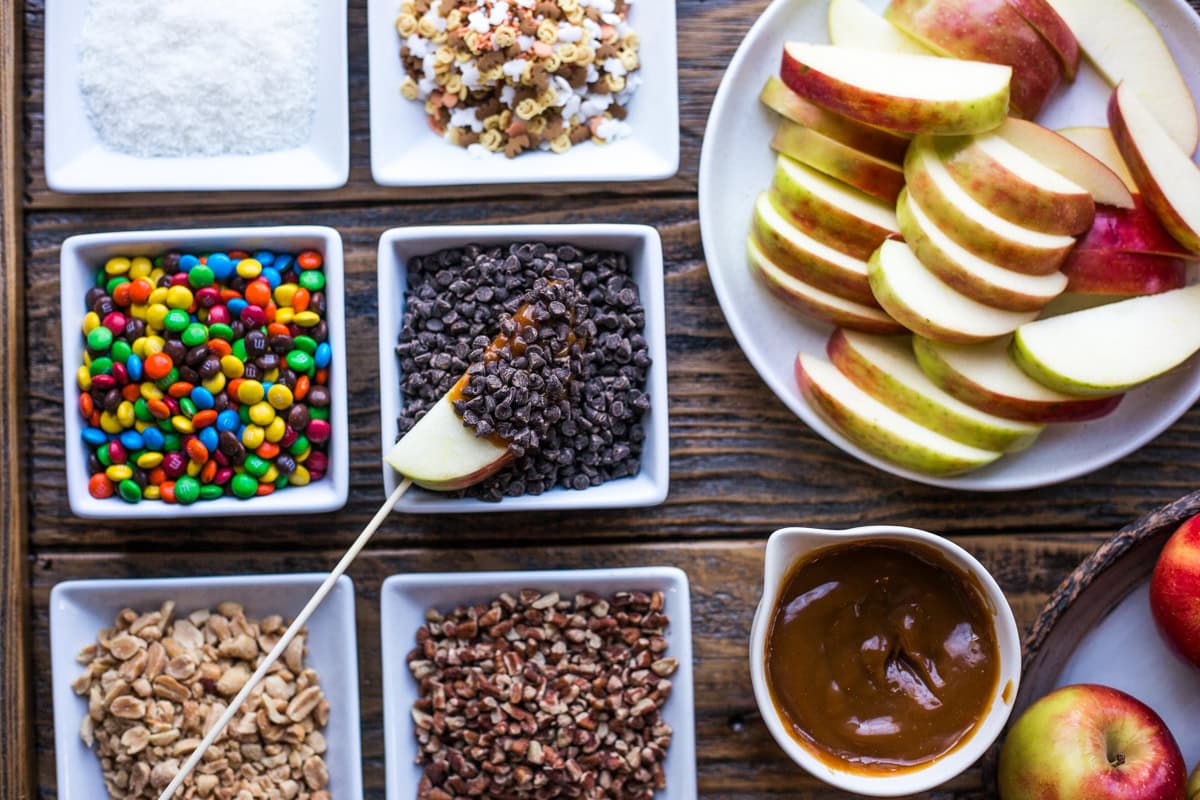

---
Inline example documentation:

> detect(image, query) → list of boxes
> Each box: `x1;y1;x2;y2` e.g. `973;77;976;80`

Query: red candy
306;419;331;444
103;312;127;334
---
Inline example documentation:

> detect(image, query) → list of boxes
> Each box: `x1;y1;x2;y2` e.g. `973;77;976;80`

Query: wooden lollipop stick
157;478;414;800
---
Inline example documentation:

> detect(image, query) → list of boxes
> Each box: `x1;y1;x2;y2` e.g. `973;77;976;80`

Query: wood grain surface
8;0;1200;798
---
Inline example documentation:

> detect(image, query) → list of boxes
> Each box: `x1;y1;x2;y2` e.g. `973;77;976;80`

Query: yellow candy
134;420;153;433
202;373;226;394
267;384;293;410
288;465;311;486
236;258;263;279
261;465;279;483
293;311;320;328
274;307;295;325
142;336;165;356
146;304;169;330
165;285;194;310
248;402;275;426
129;256;153;279
148;287;169;305
82;311;101;335
104;257;131;275
242;425;265;449
76;366;92;391
140;383;164;401
274;284;298;307
294;446;311;463
149;268;165;282
220;355;245;378
265;417;286;443
237;380;264;405
99;411;123;434
263;369;279;383
106;464;133;482
171;415;195;434
186;460;203;477
136;452;164;469
83;352;93;366
129;303;148;321
116;401;136;428
143;485;161;501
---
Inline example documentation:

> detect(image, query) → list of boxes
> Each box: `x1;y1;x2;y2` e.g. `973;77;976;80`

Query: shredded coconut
78;0;319;158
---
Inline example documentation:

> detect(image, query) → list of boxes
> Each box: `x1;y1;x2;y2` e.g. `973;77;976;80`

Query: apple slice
1062;249;1188;296
1056;126;1138;192
760;76;911;163
1076;199;1199;259
770;154;901;260
828;0;936;56
1045;0;1199;154
868;239;1039;343
772;120;905;203
386;391;512;491
1004;0;1079;79
904;136;1076;274
748;235;903;333
897;187;1067;311
1109;82;1200;254
751;192;876;305
828;329;1042;451
936;133;1094;235
779;42;1012;135
884;0;1062;119
996;118;1134;209
796;352;1003;474
1012;283;1200;396
913;336;1122;422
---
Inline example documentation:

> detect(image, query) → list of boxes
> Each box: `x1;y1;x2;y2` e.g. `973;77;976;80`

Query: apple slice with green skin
770;154;900;260
883;0;1061;119
779;42;1012;136
1046;0;1199;154
896;187;1067;311
1109;82;1200;255
997;118;1134;209
1057;126;1138;193
759;76;911;163
828;0;936;56
828;329;1042;451
913;336;1122;423
772;120;905;203
386;387;513;491
1004;0;1079;79
935;133;1094;235
905;136;1076;275
868;239;1039;343
1012;283;1200;396
1062;249;1188;296
795;352;1003;475
751;192;876;305
1189;764;1199;800
748;235;903;333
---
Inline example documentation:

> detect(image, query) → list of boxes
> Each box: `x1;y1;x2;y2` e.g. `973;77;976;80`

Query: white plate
697;0;1200;491
379;567;697;800
366;0;679;186
61;227;350;519
49;574;364;800
43;0;348;192
376;224;669;513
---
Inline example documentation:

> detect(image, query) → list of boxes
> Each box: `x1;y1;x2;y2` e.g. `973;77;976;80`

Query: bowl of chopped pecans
380;567;697;799
49;573;363;800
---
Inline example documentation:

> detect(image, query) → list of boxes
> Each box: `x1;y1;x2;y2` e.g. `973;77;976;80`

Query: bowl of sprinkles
368;0;678;185
60;227;349;519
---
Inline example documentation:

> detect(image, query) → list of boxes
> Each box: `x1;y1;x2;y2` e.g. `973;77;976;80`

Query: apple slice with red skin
1076;199;1198;260
998;684;1188;800
779;42;1012;136
1109;81;1200;254
1004;0;1079;79
759;76;911;164
883;0;1061;119
1057;126;1138;193
1062;249;1188;296
996;118;1134;210
772;119;905;203
1150;513;1200;670
913;335;1122;423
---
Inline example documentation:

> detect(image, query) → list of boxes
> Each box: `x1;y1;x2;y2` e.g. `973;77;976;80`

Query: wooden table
5;0;1200;797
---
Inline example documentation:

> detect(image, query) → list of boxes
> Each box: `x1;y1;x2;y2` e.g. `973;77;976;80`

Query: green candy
286;351;313;372
275;475;289;489
293;336;317;355
174;476;200;504
163;432;182;452
238;405;252;424
157;419;175;433
163;309;190;332
181;323;208;347
95;271;108;288
288;435;309;456
133;398;152;422
309;406;329;421
232;339;247;361
117;479;142;503
298;270;324;291
188;265;215;289
86;326;114;352
199;484;224;500
208;323;234;342
89;357;113;377
231;473;258;499
111;340;132;363
105;276;130;294
243;455;269;477
96;447;113;467
156;368;180;390
179;397;198;417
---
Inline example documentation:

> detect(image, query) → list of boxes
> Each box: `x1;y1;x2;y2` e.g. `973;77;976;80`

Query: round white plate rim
698;0;1200;492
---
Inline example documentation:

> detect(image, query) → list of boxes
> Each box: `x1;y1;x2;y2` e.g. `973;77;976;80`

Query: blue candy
82;427;108;446
141;427;164;451
262;267;282;290
314;342;332;369
227;298;248;317
190;386;215;410
273;254;294;271
179;254;199;271
216;409;240;432
198;426;219;454
207;253;234;281
253;250;275;266
119;430;144;450
126;353;143;381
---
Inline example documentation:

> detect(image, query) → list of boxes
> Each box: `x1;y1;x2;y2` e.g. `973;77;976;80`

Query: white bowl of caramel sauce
749;525;1022;796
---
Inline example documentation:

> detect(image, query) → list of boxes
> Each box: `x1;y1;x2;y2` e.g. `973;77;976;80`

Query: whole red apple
999;684;1187;800
1150;513;1200;669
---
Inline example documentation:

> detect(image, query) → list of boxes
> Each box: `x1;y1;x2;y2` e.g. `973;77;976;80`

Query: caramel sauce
765;540;999;774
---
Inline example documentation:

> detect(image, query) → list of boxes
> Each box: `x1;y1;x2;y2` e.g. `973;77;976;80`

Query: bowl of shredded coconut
368;0;678;185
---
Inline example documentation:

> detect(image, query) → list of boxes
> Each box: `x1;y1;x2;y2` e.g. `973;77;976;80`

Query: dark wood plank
28;535;1108;799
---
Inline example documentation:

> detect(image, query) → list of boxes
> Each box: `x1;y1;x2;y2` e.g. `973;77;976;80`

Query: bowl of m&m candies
60;227;349;519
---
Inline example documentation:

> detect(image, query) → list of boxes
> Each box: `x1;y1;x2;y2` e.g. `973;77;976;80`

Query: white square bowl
60;226;350;519
376;224;669;512
380;567;697;800
367;1;679;186
43;0;348;192
50;573;364;800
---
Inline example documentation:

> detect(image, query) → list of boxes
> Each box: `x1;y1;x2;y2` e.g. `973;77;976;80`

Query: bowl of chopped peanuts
367;0;679;186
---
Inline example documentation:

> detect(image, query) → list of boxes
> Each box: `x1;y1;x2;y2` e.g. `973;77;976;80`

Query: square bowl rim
375;223;670;513
60;225;350;519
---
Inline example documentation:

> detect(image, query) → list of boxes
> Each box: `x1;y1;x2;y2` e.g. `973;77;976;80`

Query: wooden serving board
6;0;1200;797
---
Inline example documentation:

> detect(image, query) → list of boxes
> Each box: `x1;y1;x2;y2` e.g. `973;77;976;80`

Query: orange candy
220;288;242;304
79;394;94;418
185;440;209;464
297;251;322;270
208;339;232;358
226;378;244;401
292;288;310;312
256;442;280;459
112;282;133;307
201;460;218;484
129;279;154;304
267;323;290;337
255;483;276;496
148;468;167;485
168;382;195;398
245;280;271;307
121;384;141;402
294;375;310;401
315;369;328;385
191;410;218;429
88;474;115;499
147;399;171;420
144;353;174;380
160;482;177;503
